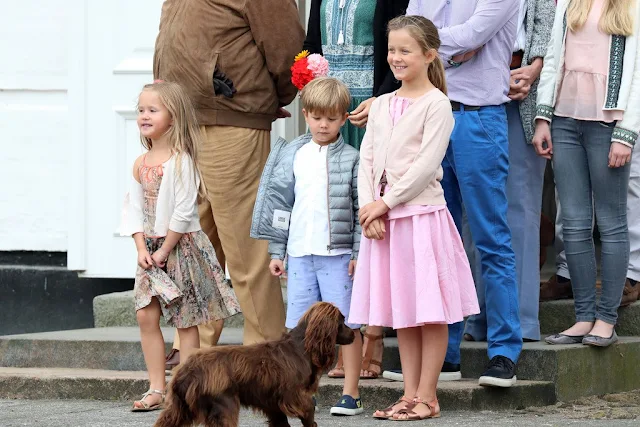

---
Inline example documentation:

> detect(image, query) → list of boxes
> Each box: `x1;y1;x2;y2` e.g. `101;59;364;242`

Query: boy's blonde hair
567;0;635;36
387;15;447;95
300;77;351;115
138;81;206;200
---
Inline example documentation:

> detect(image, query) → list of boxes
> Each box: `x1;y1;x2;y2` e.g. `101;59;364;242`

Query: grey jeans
551;116;631;325
554;141;640;282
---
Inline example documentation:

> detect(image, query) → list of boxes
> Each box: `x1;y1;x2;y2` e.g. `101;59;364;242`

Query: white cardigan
535;0;640;147
120;154;202;237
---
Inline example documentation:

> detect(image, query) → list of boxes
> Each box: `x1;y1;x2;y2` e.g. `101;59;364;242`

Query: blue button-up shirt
407;0;520;106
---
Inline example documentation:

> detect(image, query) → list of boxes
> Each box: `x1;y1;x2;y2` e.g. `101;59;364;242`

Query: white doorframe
67;0;88;271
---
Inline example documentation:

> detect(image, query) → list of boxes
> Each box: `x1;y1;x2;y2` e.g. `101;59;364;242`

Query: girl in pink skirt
348;15;479;421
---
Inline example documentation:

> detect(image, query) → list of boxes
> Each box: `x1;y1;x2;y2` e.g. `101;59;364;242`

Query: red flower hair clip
291;51;330;90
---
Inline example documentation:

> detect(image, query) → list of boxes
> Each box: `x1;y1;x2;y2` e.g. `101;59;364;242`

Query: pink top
390;95;413;126
382;95;446;215
359;89;454;210
555;0;623;122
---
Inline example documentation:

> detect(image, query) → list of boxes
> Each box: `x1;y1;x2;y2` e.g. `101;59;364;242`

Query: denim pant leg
464;102;546;342
462;208;488;341
441;149;465;365
582;121;630;324
447;105;522;363
551;118;597;322
627;142;640;282
552;117;630;324
505;101;546;340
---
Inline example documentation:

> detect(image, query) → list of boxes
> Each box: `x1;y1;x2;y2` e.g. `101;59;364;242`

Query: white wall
0;0;69;251
1;0;309;260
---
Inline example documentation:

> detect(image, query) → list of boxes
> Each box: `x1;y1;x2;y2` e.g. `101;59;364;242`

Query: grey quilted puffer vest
250;133;361;260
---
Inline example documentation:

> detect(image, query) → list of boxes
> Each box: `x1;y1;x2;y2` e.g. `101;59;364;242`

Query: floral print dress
134;156;240;328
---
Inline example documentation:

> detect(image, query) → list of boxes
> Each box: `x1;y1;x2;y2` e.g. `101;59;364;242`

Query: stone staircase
1;280;639;410
0;326;558;410
2;298;640;409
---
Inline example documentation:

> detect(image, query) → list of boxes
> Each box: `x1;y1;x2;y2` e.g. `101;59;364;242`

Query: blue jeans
442;104;522;365
464;101;547;341
551;116;630;325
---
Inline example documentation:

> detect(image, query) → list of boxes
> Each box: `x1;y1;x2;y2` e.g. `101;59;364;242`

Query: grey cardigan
250;133;361;260
519;0;556;144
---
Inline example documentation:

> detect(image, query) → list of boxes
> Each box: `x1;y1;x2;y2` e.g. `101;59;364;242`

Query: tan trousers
174;125;285;348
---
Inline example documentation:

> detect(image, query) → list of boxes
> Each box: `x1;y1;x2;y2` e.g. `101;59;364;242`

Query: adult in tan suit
154;0;305;365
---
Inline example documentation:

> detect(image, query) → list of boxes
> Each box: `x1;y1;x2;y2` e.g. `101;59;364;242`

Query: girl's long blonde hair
138;81;206;200
387;15;448;95
567;0;635;36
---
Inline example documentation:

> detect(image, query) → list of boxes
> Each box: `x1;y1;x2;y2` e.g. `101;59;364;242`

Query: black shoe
439;361;461;381
478;356;516;388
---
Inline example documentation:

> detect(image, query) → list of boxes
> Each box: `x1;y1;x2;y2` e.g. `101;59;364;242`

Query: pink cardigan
359;89;454;209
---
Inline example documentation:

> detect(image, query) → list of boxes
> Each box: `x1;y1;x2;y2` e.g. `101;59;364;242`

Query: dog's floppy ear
302;302;341;370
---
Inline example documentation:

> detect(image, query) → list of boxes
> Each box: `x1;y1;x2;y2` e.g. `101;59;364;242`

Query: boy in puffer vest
250;77;363;416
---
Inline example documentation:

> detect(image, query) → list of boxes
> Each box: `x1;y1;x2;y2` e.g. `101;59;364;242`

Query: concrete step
2;327;638;403
540;299;640;336
94;288;640;337
93;284;288;329
0;367;555;410
0;327;241;372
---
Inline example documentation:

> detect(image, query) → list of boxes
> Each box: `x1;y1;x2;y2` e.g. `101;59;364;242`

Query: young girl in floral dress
120;81;240;412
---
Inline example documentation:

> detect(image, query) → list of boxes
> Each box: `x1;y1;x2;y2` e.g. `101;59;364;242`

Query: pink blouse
390;95;413;125
555;0;624;122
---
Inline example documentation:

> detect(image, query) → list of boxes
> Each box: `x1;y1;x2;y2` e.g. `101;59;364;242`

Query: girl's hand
608;142;632;168
363;218;386;240
269;259;285;276
532;120;553;159
348;260;357;279
359;199;390;229
348;97;376;128
137;249;153;270
151;247;170;268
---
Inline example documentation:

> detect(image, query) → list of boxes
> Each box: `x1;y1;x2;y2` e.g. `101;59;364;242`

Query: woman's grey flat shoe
544;333;585;345
582;330;618;347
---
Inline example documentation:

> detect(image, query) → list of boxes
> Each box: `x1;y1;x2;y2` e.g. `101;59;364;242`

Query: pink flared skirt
348;204;480;329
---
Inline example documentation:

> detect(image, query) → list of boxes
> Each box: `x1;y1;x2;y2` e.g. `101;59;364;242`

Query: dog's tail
153;366;197;427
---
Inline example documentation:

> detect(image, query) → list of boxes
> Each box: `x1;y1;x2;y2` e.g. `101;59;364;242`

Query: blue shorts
286;254;360;329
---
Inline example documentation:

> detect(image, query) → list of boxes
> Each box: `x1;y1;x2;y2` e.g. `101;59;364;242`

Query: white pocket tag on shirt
272;210;291;230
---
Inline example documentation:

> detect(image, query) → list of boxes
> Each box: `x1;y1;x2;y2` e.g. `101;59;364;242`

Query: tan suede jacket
153;0;305;130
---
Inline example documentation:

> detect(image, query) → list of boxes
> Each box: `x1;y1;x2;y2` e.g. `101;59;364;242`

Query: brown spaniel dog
154;302;355;427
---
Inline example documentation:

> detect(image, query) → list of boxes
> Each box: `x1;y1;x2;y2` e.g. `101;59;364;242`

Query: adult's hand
532;120;553;159
508;59;543;101
608;142;632;168
349;97;376;128
451;46;483;64
275;107;292;120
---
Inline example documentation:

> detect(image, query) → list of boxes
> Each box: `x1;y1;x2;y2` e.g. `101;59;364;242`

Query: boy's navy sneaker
478;355;517;388
439;361;462;381
330;395;363;416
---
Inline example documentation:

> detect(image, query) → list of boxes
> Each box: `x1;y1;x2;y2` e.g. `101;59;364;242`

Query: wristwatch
447;58;462;68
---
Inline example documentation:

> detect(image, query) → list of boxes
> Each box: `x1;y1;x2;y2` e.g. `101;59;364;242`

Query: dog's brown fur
154;302;355;427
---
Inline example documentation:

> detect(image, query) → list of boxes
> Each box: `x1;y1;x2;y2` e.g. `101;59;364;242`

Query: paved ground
2;391;639;427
